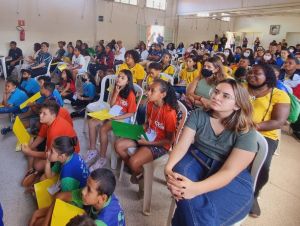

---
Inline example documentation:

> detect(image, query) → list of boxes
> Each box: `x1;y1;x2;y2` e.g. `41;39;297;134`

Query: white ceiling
177;0;300;18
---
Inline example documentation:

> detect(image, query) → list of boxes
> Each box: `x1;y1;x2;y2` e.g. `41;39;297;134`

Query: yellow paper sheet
0;104;4;107
51;199;85;226
58;63;67;71
12;116;31;145
88;109;114;121
34;176;59;209
20;92;41;109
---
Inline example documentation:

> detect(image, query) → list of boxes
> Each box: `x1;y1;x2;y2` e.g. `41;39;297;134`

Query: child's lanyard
162;64;170;72
149;104;162;134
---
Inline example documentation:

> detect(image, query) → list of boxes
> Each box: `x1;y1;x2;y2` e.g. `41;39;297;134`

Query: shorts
149;146;168;160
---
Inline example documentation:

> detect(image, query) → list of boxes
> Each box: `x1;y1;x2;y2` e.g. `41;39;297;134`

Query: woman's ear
233;105;240;111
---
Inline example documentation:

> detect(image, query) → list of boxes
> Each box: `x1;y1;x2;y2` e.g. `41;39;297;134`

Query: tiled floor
0;79;299;226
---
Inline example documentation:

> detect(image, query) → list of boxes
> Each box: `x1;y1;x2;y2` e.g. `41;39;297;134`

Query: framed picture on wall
270;25;280;35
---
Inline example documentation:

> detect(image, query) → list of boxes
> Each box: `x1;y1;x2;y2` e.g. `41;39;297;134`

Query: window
146;0;166;10
114;0;138;6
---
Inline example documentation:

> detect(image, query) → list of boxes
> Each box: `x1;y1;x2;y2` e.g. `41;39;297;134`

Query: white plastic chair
142;100;188;216
160;73;174;85
34;57;53;80
166;131;269;226
82;74;117;133
110;83;144;170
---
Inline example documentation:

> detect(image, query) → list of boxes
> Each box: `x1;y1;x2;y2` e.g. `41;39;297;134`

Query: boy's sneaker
84;149;99;166
1;126;12;135
89;157;107;172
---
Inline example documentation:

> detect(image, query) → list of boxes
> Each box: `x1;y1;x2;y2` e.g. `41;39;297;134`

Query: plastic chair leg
119;160;125;181
83;110;87;133
143;162;154;216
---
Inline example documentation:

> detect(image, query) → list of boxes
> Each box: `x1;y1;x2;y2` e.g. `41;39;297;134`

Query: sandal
21;169;39;187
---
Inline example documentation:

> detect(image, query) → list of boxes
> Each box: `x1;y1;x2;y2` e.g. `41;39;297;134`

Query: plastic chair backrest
83;56;91;72
160;73;174;85
174;100;188;145
99;74;117;103
132;83;143;123
46;57;53;76
251;132;268;189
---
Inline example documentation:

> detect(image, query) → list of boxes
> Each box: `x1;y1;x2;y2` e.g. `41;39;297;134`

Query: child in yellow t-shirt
179;56;199;86
161;53;175;76
116;50;145;86
146;62;169;87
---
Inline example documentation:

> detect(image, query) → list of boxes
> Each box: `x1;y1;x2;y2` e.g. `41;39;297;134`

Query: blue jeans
172;147;253;226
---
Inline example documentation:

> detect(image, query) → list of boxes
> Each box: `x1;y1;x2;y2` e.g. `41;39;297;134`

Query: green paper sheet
112;121;148;141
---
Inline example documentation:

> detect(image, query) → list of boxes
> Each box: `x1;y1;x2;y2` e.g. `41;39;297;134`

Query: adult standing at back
246;63;290;217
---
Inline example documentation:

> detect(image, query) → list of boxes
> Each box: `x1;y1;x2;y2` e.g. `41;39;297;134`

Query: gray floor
0;79;300;226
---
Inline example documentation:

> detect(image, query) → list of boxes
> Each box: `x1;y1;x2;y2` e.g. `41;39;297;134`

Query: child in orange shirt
86;69;137;170
115;79;178;184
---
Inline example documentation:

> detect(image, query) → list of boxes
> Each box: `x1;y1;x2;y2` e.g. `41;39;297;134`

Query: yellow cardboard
51;199;85;226
58;64;67;72
12;116;31;145
34;176;59;209
87;109;114;121
20;92;41;109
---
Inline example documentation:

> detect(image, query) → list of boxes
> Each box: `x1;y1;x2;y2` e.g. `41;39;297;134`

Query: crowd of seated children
85;70;137;170
29;42;52;78
29;136;89;226
115;79;177;189
116;50;145;87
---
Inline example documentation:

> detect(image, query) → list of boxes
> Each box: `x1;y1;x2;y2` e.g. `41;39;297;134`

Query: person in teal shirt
20;69;40;97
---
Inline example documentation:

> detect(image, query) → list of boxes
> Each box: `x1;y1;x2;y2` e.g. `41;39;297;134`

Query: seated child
29;136;89;226
177;55;199;87
67;215;96;226
50;169;125;226
20;69;40;97
161;53;175;76
0;79;28;114
136;62;167;125
115;79;177;185
70;73;97;118
21;101;80;187
58;69;76;100
86;69;137;170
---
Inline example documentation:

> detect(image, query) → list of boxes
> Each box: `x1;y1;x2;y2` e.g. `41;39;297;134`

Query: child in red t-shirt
59;69;76;100
115;79;178;184
86;69;137;170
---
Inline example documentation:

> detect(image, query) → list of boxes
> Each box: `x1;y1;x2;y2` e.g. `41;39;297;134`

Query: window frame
114;0;138;6
146;0;167;11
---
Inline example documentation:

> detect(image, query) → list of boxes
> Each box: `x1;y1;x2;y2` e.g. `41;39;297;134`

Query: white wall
0;0;176;56
177;0;300;15
233;15;300;47
177;17;234;46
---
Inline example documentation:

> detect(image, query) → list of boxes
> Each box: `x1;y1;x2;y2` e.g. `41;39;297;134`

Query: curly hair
252;63;277;88
125;49;140;63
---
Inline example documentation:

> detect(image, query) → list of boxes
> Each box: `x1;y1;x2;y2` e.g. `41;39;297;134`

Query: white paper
47;180;61;195
145;129;157;142
109;105;122;116
72;93;77;100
